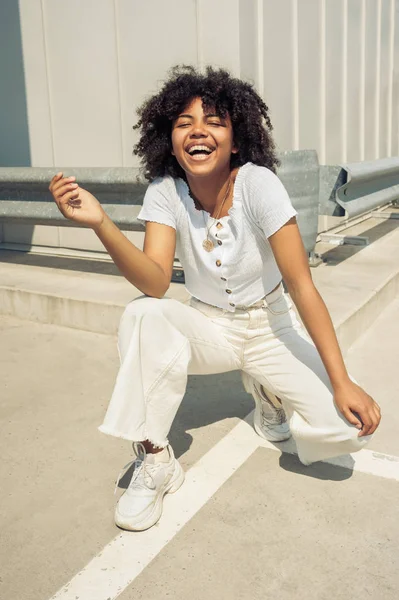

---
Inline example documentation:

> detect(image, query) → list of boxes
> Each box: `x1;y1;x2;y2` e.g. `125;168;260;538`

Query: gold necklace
191;177;232;252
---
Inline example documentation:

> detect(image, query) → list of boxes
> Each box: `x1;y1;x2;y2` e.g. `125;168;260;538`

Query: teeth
187;145;213;155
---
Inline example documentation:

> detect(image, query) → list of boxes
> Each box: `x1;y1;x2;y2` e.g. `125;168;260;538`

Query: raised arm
49;172;176;298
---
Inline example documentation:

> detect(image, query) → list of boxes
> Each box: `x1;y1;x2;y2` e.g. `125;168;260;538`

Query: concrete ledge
0;254;189;335
311;219;399;353
0;287;126;335
0;219;398;351
335;269;399;354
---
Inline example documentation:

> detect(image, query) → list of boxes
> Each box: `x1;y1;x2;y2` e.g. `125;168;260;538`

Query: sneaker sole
115;460;185;532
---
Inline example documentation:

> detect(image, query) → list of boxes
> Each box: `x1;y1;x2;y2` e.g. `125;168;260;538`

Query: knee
123;296;164;319
117;297;167;355
121;296;182;325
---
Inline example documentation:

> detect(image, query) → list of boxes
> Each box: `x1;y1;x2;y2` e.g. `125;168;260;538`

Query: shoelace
256;386;287;426
114;442;156;495
261;404;286;427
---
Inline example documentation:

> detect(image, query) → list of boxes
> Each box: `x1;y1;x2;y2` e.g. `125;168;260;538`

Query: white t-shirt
137;162;297;311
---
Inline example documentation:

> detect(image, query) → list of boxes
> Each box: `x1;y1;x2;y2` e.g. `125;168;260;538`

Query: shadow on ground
320;218;399;266
118;370;356;488
0;248;121;275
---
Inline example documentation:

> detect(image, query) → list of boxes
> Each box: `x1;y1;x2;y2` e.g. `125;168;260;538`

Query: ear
231;145;239;155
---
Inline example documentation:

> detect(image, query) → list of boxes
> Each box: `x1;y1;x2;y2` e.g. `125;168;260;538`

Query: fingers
342;408;362;430
49;171;63;187
50;175;77;198
357;402;381;437
49;173;81;217
57;184;79;204
62;189;81;206
49;172;67;193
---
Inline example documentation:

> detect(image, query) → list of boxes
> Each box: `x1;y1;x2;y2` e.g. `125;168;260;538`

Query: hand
49;172;106;229
334;380;381;437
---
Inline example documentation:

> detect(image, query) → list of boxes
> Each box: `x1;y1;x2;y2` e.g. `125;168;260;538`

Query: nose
189;123;208;138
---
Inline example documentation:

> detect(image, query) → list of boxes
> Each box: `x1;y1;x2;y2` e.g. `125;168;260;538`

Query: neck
186;167;232;213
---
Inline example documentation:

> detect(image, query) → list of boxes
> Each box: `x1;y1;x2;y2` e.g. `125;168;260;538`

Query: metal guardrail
277;150;319;255
0;150;321;255
319;158;399;218
336;158;399;217
3;154;397;258
0;167;147;229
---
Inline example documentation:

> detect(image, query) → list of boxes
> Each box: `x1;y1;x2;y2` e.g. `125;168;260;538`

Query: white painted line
49;417;260;600
328;448;399;480
49;411;399;600
257;435;399;481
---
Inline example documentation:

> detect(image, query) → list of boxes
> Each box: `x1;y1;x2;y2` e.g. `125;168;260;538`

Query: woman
49;66;380;532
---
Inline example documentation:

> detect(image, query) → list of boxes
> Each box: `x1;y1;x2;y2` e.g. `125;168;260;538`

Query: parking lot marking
49;413;399;600
257;436;399;481
49;417;260;600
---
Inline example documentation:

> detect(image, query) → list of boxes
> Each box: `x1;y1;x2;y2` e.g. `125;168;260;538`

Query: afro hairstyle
133;65;279;181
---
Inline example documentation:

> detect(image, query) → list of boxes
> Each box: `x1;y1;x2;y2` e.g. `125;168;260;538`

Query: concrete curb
0;286;125;335
336;269;399;353
1;214;398;344
1;263;398;352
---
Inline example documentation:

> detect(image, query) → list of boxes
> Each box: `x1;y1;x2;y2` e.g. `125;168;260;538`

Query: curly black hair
133;65;279;181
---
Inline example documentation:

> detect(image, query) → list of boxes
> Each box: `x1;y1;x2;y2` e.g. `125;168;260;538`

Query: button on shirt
137;162;298;312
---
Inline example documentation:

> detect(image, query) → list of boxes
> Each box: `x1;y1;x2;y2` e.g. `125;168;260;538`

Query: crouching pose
50;66;381;531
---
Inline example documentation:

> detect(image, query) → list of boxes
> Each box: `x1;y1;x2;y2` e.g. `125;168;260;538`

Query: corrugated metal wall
17;0;399;169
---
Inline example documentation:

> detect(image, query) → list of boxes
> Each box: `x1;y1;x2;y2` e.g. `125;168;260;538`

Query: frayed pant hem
98;425;169;448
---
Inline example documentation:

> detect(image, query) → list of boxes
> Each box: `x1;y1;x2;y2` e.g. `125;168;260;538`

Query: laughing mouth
186;144;215;157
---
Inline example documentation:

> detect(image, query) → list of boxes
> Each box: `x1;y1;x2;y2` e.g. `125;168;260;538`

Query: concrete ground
346;297;399;456
1;309;399;600
1;210;399;600
1;316;253;600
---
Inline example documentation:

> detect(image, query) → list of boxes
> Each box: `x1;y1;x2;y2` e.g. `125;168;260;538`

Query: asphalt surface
1;299;399;600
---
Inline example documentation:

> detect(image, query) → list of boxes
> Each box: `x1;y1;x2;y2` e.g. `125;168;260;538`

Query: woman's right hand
49;172;106;229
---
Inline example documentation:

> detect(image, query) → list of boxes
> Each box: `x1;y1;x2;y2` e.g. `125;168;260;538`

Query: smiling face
171;97;238;181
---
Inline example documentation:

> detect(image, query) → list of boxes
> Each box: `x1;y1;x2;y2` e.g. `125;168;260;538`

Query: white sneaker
115;442;185;531
242;372;291;442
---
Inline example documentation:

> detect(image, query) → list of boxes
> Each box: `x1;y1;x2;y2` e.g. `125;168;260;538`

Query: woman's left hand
334;380;381;437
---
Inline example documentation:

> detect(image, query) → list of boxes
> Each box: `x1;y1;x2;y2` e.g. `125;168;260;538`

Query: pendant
202;239;215;252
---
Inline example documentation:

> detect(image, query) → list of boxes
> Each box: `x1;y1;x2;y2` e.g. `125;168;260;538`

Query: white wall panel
262;0;295;152
325;0;345;164
198;0;240;74
364;0;379;159
116;0;197;168
43;0;123;167
379;0;393;158
17;0;399;173
3;223;59;246
18;0;54;166
347;0;363;162
392;0;399;155
59;226;107;252
297;0;323;155
238;0;258;87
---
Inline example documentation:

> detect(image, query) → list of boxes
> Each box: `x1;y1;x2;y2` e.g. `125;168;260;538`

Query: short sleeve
246;166;297;239
137;177;177;230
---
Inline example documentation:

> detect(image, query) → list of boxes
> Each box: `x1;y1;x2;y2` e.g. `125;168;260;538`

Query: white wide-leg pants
99;284;371;465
